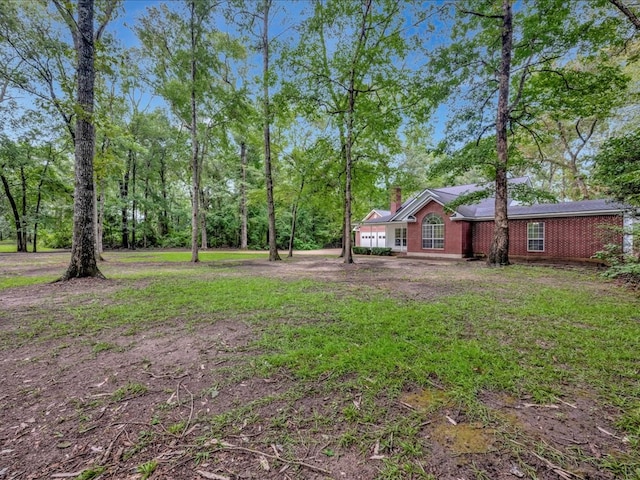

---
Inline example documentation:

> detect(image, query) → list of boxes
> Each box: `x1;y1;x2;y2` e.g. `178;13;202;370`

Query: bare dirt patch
0;252;633;479
0;278;122;310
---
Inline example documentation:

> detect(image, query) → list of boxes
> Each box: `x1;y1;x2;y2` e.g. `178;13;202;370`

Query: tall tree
137;1;242;262
491;0;513;266
53;0;117;279
286;0;434;264
0;138;27;252
231;0;283;260
0;113;64;254
430;0;625;266
187;0;201;261
260;0;281;261
240;141;248;249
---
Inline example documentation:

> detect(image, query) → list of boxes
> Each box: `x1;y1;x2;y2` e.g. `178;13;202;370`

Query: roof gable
359;177;624;225
391;177;531;221
361;209;391;222
390;190;445;221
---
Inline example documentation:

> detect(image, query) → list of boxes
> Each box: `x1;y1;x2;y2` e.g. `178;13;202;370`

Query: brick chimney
390;186;402;214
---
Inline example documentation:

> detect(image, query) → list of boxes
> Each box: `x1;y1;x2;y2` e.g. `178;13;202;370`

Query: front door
394;227;407;252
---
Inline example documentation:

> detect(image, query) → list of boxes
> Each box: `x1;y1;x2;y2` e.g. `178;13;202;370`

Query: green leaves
523;62;630;121
135;1;245;128
593;129;640;207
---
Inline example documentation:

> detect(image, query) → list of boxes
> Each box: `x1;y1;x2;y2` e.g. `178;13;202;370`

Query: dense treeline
0;0;639;266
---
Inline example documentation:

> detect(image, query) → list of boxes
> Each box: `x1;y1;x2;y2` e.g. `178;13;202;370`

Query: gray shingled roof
374;209;391;216
468;198;624;219
431;176;530;197
361;177;624;225
365;212;395;223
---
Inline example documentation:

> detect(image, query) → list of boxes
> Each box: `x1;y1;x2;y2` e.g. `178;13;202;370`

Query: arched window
422;213;444;249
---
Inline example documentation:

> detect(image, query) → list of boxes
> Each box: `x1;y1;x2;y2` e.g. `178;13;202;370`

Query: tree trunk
96;178;104;256
0;173;26;252
189;0;200;263
143;156;151;248
262;0;280;261
61;0;103;279
240;141;248;250
287;175;305;258
33;155;51;253
120;151;131;249
341;0;373;265
159;149;169;237
19;165;29;251
131;151;137;249
343;131;354;264
200;188;208;250
488;0;512;267
338;142;347;259
200;214;207;249
288;202;298;258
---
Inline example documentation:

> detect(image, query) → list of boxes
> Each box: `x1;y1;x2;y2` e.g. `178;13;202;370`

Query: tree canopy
0;0;637;266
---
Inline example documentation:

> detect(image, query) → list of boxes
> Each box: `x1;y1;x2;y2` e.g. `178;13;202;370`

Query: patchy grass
0;241;58;253
0;243;16;253
259;282;640;405
0;275;58;290
103;250;267;263
1;255;639;479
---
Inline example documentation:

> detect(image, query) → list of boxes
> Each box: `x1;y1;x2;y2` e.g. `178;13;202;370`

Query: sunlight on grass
4;269;638;409
102;265;223;280
0;275;57;290
103;250;267;263
2;261;640;434
0;244;16;253
2;258;639;478
0;243;59;253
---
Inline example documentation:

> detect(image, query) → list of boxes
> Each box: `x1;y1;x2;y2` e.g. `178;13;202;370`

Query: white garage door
360;231;386;247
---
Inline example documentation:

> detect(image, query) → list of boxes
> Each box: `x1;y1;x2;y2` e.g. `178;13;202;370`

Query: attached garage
359;230;386;248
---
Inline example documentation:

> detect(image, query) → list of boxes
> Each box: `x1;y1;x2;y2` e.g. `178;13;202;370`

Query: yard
0;250;639;480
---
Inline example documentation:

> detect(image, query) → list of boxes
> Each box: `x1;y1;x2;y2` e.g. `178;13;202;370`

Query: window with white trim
394;228;407;247
422;213;444;249
527;222;545;252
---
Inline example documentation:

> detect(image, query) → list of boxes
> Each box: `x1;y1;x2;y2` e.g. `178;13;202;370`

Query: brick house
354;178;630;261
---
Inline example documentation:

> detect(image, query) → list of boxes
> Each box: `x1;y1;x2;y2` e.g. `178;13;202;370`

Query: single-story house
354;177;632;261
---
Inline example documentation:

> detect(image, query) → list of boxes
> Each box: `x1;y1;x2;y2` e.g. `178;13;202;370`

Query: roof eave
453;209;624;221
393;192;453;221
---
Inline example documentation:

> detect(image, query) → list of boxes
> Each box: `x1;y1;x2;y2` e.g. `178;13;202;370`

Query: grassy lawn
102;250;268;263
0;252;639;479
0;239;57;253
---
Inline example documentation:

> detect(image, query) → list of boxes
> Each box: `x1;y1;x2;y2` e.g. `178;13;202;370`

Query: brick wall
472;215;623;259
408;202;470;255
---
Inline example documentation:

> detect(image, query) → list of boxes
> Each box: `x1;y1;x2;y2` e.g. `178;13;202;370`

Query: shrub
593;243;625;266
370;247;392;256
293;238;320;250
353;246;370;255
41;228;72;249
601;262;640;287
594;243;640;287
159;231;190;248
